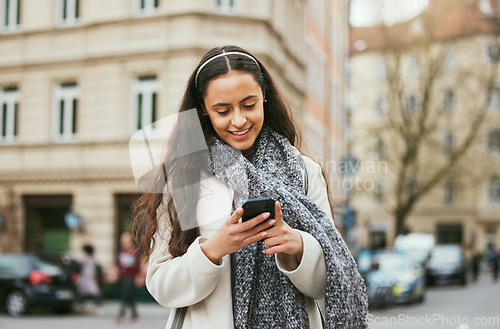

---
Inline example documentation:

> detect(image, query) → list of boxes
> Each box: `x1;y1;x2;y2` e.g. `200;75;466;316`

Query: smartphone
241;197;275;222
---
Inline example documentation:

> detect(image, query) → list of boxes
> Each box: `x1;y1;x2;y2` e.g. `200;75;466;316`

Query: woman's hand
201;207;276;264
262;202;304;263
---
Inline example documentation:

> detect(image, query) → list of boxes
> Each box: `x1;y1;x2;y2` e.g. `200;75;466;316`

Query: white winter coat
146;153;334;329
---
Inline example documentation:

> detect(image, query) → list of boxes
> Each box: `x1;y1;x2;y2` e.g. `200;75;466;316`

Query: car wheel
6;291;29;317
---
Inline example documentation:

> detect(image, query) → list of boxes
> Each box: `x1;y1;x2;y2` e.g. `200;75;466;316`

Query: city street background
0;273;498;329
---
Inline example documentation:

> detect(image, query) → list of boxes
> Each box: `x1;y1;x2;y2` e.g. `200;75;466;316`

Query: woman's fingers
228;207;243;224
240;211;271;231
242;230;269;246
274;201;283;223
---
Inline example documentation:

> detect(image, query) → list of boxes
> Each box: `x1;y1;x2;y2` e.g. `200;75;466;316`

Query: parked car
0;253;76;316
394;233;435;269
426;244;468;286
360;250;426;308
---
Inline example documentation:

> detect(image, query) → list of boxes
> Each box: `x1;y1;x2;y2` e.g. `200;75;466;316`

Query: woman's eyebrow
240;95;257;102
211;95;258;108
212;102;231;108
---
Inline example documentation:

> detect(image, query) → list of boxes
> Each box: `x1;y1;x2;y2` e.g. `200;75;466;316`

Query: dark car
359;250;426;308
0;253;77;316
426;244;468;286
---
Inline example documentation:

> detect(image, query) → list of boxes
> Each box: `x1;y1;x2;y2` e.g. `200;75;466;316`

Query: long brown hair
132;45;301;260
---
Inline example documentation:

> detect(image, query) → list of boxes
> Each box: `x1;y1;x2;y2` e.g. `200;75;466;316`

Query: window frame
55;0;80;27
374;182;384;204
443;131;455;155
444;89;455;112
405;53;419;75
52;82;79;142
443;182;455;204
488;87;500;109
374;56;387;79
130;76;159;135
487;128;500;153
487;43;500;63
0;86;19;144
132;0;159;17
214;0;240;15
0;0;21;33
487;178;500;203
405;94;418;115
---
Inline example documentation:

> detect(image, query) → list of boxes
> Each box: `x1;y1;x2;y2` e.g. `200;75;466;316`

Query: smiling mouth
229;127;251;136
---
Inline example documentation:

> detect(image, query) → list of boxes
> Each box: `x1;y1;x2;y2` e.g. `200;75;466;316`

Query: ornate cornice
0;169;135;184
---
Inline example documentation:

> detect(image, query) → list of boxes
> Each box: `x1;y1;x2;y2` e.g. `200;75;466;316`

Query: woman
133;45;368;329
116;231;141;323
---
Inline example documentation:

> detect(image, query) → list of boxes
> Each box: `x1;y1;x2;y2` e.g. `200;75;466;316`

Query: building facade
0;0;350;267
349;0;500;254
304;0;350;228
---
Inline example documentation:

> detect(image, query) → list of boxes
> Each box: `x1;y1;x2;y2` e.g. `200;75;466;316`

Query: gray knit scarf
207;126;368;329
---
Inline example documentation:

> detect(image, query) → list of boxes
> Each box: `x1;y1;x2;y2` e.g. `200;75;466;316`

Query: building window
443;182;455;204
489;87;500;109
56;0;79;26
375;96;387;116
374;183;384;204
406;53;419;75
487;128;500;152
487;44;500;63
133;0;159;16
444;89;454;111
0;0;21;32
375;137;385;160
443;48;455;69
374;56;386;79
405;94;418;115
53;82;78;142
488;178;500;203
131;76;158;133
0;86;19;144
443;131;455;155
215;0;239;15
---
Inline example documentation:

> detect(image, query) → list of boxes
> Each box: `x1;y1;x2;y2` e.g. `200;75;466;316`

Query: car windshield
0;255;29;276
34;258;63;276
376;254;411;271
430;247;461;263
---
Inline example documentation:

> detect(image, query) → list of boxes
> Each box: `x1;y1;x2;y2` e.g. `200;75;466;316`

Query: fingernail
262;212;270;219
261;232;267;237
269;219;276;226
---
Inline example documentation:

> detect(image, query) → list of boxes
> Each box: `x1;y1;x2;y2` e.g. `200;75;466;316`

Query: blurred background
0;0;499;325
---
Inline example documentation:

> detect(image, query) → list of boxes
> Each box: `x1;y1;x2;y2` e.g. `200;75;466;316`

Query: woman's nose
231;109;247;127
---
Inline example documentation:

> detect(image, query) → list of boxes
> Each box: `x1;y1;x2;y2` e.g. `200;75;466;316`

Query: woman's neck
242;144;256;159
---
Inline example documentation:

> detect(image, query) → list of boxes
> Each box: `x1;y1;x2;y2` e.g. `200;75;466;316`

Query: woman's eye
243;103;256;109
217;109;230;115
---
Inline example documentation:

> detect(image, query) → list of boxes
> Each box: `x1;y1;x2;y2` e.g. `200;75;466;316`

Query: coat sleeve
145;207;229;309
275;156;333;300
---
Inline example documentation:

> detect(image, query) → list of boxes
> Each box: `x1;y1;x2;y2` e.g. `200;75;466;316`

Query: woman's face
203;70;264;152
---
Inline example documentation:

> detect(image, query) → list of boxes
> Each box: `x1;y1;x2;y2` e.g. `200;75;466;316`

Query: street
0;273;499;329
0;301;169;329
369;272;500;329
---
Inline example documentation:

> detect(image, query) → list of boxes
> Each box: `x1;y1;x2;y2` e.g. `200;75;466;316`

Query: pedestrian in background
77;244;102;306
471;251;481;282
116;231;141;323
491;249;499;282
132;45;368;329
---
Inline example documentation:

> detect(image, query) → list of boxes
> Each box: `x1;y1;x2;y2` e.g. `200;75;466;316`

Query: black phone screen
241;197;275;222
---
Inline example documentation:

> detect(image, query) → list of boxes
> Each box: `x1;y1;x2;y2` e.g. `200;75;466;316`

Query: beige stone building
304;0;350;227
349;0;500;254
0;0;350;267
